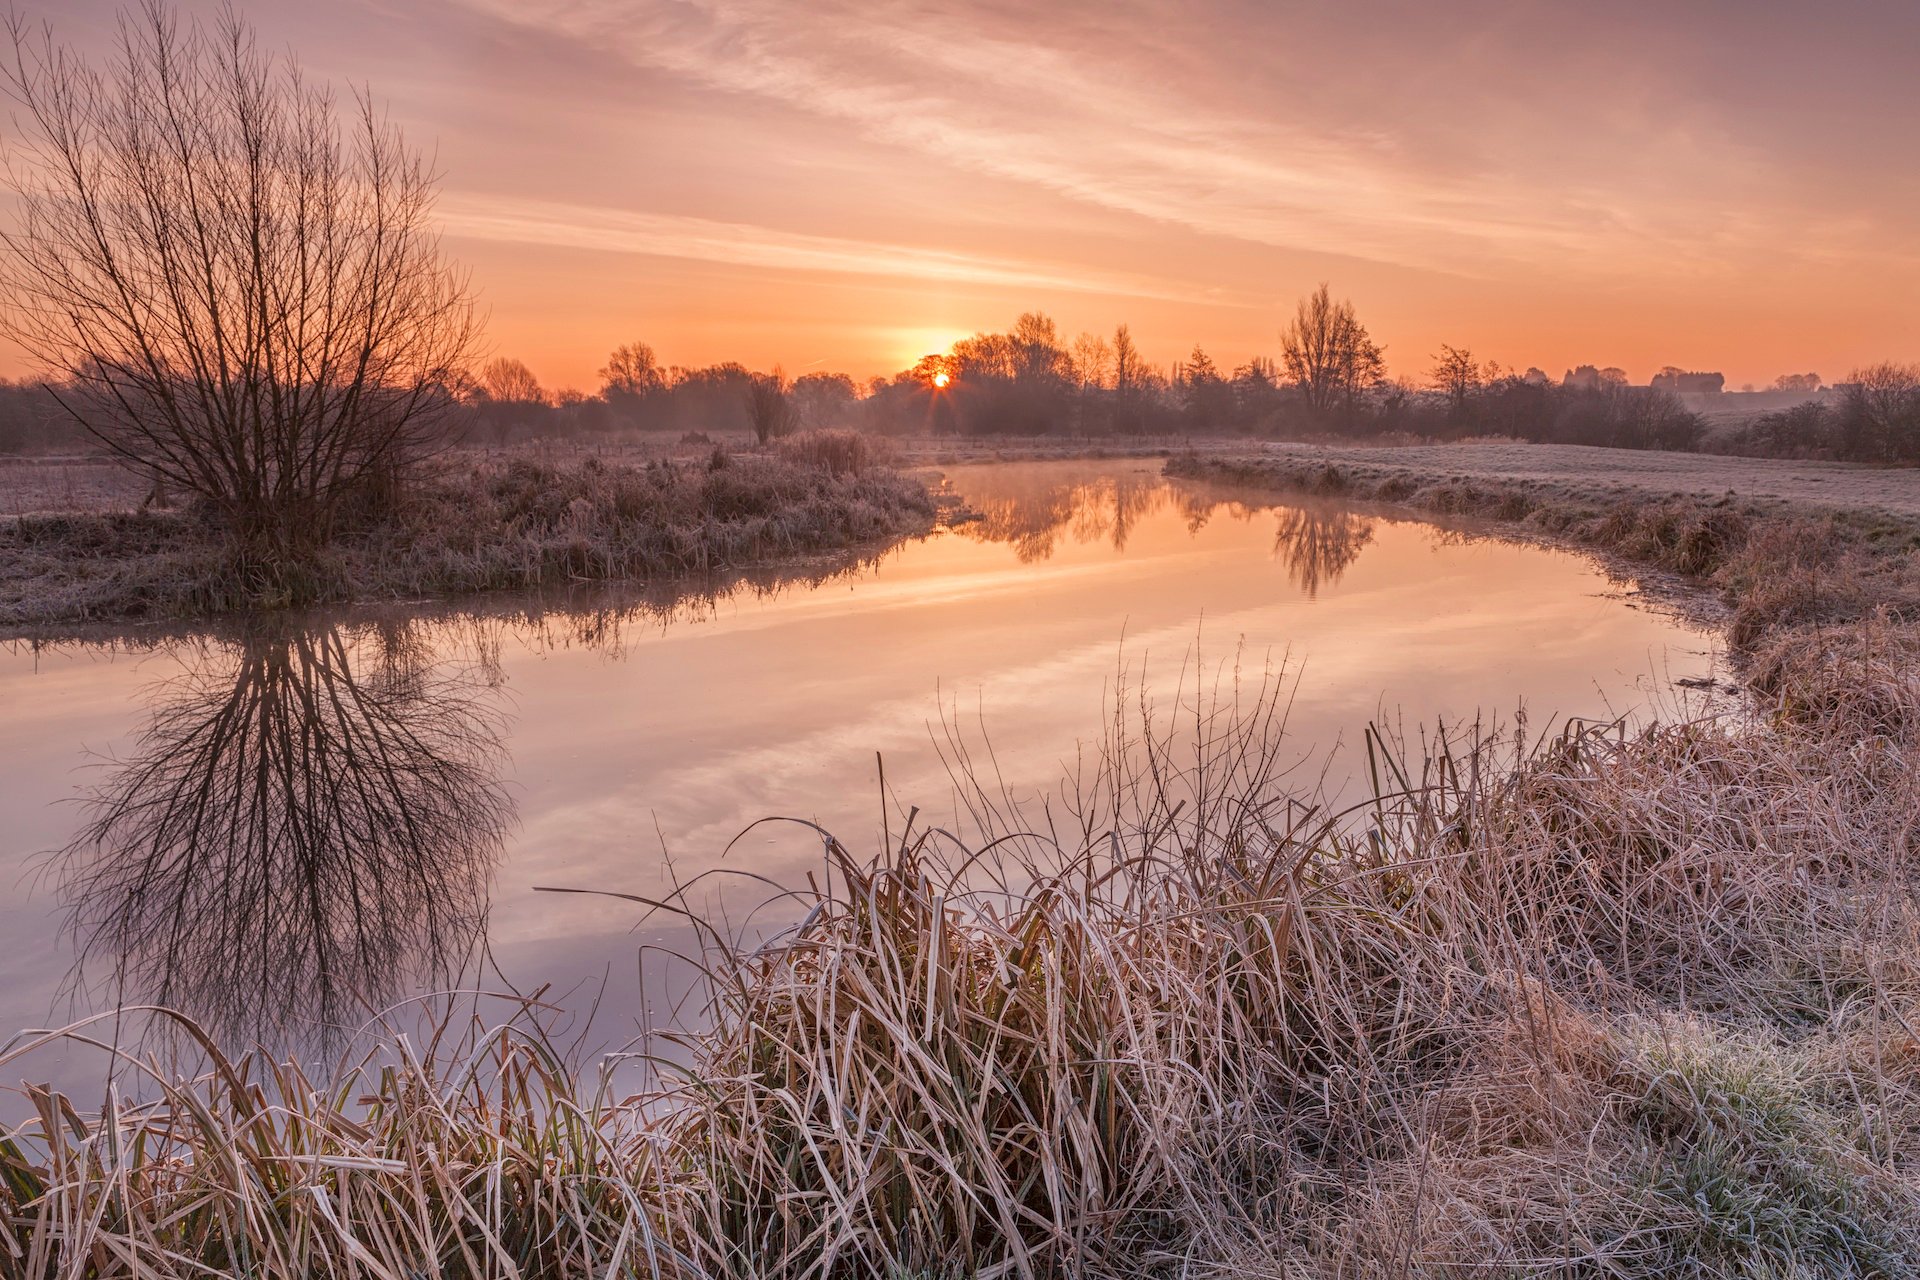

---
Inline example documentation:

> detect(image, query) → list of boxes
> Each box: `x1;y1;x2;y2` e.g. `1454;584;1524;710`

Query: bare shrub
745;371;798;445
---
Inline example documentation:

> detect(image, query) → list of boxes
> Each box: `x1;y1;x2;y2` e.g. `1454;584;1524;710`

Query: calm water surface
0;460;1716;1084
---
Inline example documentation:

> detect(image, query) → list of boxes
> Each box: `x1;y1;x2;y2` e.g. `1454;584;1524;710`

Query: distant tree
790;372;859;428
599;341;666;411
1279;285;1383;417
1179;345;1233;430
479;358;544;406
1565;365;1628;391
944;314;1074;435
1070;332;1112;391
1230;358;1283;430
1840;362;1920;461
0;377;82;453
1429;345;1487;417
745;370;798;445
1111;325;1144;396
664;362;754;434
1773;372;1823;392
1110;324;1148;433
0;3;476;565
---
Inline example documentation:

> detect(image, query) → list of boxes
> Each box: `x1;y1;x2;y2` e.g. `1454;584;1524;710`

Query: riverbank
1169;442;1920;649
0;444;938;630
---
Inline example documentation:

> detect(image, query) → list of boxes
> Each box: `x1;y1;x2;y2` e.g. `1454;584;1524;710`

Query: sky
4;0;1918;391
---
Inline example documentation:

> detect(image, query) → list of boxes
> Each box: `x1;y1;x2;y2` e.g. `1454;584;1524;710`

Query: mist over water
0;461;1714;1089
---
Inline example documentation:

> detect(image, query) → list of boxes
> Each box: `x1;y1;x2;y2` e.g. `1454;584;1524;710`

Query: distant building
1563;364;1629;391
1650;368;1725;394
1563;365;1602;390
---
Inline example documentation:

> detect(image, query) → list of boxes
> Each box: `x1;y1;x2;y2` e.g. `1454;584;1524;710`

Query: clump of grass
1747;610;1920;739
776;429;887;477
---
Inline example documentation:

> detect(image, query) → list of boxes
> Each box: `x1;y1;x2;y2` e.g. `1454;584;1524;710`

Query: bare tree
745;369;797;445
790;371;858;428
1111;324;1144;396
599;340;664;419
0;3;477;566
1066;331;1107;386
1279;284;1383;417
1429;344;1486;417
1843;362;1920;461
478;356;544;406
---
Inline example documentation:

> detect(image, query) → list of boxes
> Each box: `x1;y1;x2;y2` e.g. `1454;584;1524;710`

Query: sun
931;371;951;389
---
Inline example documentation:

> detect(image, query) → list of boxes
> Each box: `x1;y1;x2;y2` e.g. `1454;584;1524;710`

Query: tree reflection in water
956;466;1231;562
59;620;512;1050
952;463;1377;597
1271;507;1374;598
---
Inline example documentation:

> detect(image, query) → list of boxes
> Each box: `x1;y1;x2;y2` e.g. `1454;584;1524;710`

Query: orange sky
8;1;1919;391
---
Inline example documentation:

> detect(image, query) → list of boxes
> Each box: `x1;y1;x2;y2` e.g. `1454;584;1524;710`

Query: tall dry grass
6;631;1920;1276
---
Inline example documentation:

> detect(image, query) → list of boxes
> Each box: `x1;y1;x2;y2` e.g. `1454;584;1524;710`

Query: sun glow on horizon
932;371;951;388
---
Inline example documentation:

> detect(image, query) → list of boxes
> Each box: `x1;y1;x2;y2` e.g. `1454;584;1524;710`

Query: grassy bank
3;448;1920;1277
0;440;936;629
1169;446;1920;647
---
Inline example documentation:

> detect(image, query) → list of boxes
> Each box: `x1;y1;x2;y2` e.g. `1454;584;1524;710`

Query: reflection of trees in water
952;466;1377;596
956;468;1219;563
60;621;512;1050
1271;507;1375;598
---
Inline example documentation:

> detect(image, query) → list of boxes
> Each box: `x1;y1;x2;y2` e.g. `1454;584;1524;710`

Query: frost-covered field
0;457;147;518
1248;439;1920;518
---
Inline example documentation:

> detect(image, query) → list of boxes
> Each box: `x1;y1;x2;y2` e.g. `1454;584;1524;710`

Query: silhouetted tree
0;3;477;565
791;372;859;428
600;341;666;422
1429;345;1487;419
1179;346;1234;430
479;357;544;406
1280;285;1382;418
745;370;798;444
1841;362;1920;461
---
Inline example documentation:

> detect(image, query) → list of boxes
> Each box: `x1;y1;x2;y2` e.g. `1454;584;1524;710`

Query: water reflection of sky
0;460;1716;1086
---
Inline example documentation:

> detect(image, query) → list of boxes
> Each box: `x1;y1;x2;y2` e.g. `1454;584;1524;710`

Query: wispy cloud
446;0;1830;281
435;191;1255;304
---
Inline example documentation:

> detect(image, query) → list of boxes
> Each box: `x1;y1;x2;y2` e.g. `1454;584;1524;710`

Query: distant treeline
0;379;89;453
451;290;1919;464
1713;364;1920;463
9;289;1919;464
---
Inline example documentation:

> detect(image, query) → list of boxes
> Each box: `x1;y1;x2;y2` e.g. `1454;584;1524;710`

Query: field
0;455;149;518
1241;438;1920;517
